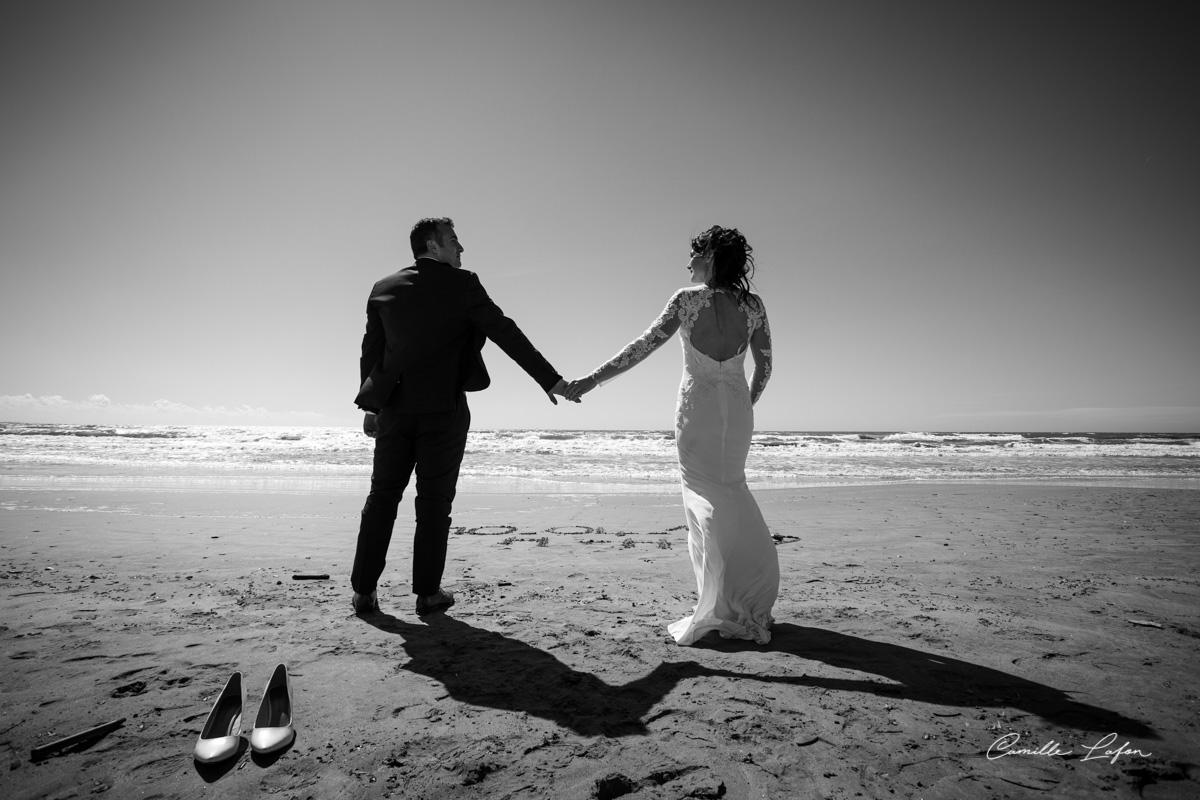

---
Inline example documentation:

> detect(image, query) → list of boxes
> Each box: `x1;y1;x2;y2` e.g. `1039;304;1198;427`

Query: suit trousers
351;395;471;597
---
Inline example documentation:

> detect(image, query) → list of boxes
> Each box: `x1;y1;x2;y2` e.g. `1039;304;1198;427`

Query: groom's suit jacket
355;258;561;414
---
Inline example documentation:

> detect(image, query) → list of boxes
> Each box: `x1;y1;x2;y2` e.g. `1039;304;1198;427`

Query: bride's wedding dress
589;286;778;645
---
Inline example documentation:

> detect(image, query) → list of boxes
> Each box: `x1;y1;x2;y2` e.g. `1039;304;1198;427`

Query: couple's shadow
361;613;1156;740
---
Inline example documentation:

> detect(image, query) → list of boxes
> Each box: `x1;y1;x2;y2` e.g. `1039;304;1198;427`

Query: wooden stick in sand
31;718;125;761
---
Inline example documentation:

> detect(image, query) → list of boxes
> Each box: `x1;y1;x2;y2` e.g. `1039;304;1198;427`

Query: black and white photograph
2;2;1197;798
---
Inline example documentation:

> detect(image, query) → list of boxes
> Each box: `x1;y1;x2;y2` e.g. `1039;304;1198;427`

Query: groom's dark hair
410;217;455;258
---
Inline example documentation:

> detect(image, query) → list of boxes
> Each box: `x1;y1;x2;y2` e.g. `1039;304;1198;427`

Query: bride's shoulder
744;291;767;309
672;285;713;307
741;293;769;327
663;285;700;303
659;287;709;323
674;285;711;300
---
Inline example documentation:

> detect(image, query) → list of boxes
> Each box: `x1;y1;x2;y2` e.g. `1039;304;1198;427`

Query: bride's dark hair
691;225;758;308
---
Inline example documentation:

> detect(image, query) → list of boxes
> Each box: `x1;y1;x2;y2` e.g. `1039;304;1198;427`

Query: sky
1;0;1197;432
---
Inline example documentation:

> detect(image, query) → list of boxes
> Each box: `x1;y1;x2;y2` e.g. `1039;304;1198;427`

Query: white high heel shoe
250;663;295;754
193;672;243;762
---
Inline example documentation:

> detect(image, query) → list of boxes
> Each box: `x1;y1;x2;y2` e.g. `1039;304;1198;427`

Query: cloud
0;394;323;423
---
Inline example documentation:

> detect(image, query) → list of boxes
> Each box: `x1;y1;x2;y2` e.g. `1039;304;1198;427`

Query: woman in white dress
565;226;778;645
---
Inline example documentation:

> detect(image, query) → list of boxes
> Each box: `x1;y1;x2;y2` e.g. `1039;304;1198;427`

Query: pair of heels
194;664;294;763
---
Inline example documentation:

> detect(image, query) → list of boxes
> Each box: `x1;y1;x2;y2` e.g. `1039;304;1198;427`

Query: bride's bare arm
565;291;685;400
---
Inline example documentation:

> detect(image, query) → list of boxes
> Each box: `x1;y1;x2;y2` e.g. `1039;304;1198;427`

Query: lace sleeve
588;290;685;387
748;297;772;405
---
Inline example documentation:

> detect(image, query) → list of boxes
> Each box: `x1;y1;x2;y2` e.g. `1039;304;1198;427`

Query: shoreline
3;473;1198;495
2;482;1198;798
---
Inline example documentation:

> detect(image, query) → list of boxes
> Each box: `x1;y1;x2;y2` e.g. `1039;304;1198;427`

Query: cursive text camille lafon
988;733;1151;764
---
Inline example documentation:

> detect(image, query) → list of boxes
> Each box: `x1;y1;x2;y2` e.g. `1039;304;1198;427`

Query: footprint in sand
111;681;148;698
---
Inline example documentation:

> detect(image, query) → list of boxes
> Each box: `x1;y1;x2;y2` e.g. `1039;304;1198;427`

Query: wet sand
2;483;1198;799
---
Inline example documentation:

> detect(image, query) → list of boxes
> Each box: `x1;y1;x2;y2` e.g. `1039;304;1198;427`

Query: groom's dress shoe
352;590;379;614
250;663;295;754
416;588;455;615
194;672;243;763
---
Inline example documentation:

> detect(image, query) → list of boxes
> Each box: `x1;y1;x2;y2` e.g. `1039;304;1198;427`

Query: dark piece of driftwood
31;718;126;761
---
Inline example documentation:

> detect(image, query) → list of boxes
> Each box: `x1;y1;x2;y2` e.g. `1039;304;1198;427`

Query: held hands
564;377;598;403
549;378;582;405
549;377;594;404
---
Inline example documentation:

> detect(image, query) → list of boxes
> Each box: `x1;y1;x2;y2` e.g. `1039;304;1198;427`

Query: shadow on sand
701;623;1157;739
360;614;1155;740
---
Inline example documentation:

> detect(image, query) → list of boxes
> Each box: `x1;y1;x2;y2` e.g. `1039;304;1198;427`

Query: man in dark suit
351;217;572;615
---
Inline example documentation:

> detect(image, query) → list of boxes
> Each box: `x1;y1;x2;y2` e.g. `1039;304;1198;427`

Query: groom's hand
362;412;379;438
549;378;580;404
564;377;597;402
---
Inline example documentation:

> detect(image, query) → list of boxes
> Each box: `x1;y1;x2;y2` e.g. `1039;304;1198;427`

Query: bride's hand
564;377;597;402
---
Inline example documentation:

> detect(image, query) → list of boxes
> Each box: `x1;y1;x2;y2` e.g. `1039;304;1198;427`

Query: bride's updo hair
691;225;758;308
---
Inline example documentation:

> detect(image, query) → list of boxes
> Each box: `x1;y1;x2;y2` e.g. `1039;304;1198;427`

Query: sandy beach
2;483;1198;799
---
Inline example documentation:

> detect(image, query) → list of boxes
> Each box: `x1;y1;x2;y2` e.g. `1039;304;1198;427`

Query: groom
351;217;572;615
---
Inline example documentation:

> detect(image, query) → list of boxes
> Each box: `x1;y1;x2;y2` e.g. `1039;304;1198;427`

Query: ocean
1;423;1196;494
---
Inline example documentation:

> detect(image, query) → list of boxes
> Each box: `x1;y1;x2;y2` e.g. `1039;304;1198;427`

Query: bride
566;226;778;645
